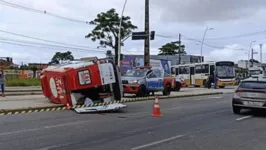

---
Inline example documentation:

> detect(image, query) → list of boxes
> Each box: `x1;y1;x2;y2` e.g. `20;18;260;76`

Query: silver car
232;76;266;114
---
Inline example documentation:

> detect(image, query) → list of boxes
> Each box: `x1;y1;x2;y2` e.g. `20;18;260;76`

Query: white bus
171;61;236;88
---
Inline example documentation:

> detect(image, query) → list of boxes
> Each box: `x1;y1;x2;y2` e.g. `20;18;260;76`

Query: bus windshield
216;62;235;78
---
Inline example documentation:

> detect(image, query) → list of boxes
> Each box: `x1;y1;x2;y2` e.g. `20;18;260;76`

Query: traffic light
150;31;155;40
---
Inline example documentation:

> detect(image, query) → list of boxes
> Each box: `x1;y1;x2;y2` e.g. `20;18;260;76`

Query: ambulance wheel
163;84;171;96
137;85;147;97
174;82;181;91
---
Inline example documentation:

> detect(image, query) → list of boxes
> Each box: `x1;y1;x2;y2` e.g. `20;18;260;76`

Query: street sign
132;31;146;40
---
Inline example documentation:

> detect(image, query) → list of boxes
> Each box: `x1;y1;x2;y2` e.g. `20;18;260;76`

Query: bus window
171;67;176;75
195;65;201;74
184;66;190;74
179;66;184;74
175;68;179;75
202;64;209;74
210;65;215;75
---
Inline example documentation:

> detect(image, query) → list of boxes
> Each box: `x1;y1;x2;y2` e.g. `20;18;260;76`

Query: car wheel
137;85;147;97
163;84;171;96
233;105;241;114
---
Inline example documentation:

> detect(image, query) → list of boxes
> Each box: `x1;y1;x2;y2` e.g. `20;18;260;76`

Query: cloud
151;0;266;23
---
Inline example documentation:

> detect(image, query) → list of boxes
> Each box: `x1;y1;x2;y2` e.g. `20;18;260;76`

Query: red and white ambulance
40;58;126;113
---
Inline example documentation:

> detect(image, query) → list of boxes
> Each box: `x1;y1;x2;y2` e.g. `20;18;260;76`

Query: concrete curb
5;92;43;96
0;92;225;115
5;90;42;93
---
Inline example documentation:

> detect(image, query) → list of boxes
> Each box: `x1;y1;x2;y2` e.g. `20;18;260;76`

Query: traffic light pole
144;0;150;66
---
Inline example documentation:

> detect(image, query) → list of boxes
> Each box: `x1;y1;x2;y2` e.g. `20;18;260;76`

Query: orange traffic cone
152;96;162;117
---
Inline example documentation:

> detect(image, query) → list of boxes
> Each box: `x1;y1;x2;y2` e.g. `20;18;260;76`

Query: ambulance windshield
123;69;148;78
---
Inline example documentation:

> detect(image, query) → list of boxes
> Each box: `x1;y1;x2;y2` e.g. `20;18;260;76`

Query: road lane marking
236;115;252;121
44;120;93;129
0;128;40;136
193;96;222;101
131;134;185;150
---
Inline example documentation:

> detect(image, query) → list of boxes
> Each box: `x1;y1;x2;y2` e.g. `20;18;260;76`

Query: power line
181;35;246;51
204;30;266;40
0;29;103;50
155;33;246;51
0;37;107;52
0;39;106;54
0;0;90;24
157;29;266;41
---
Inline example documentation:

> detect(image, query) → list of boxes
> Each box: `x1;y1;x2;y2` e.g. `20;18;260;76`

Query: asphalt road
0;93;265;150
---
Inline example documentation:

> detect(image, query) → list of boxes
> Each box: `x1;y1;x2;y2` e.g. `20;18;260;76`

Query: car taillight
235;89;243;93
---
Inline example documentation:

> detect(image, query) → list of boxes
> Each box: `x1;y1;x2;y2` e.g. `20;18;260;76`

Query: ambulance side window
147;72;157;78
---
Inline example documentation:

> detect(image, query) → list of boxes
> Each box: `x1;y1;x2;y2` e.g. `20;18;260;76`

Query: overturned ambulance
40;59;126;113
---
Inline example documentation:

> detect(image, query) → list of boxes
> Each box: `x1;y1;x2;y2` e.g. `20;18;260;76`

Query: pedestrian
207;74;213;89
0;70;5;97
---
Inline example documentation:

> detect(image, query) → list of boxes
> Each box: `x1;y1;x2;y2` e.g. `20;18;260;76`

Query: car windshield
123;69;147;77
239;81;266;89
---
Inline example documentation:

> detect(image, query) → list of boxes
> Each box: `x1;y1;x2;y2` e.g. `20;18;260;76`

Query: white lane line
44;120;92;129
236;115;252;121
131;134;185;150
0;128;40;136
193;96;222;101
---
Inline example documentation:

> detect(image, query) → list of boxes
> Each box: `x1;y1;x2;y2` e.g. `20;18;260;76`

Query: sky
1;0;266;65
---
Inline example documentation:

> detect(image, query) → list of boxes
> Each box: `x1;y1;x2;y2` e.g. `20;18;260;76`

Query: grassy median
6;78;41;87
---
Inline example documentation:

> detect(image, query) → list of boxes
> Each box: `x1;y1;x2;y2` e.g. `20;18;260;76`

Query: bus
171;61;236;88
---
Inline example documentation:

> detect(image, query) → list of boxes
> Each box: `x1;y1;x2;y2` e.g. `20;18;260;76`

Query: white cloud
1;0;266;65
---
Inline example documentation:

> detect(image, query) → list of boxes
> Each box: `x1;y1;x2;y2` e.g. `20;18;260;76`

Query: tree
158;41;186;55
85;8;137;65
49;51;74;64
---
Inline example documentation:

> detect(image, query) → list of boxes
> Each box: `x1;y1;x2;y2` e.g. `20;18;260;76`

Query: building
237;60;261;69
0;57;14;69
28;63;49;70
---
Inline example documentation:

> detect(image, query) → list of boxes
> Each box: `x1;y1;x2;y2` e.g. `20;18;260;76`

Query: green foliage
6;78;41;86
85;8;137;64
49;51;74;64
158;41;186;55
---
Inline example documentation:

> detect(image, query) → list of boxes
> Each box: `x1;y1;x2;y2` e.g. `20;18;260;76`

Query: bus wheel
163;84;171;96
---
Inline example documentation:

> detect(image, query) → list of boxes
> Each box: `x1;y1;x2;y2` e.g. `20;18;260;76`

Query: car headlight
129;80;139;84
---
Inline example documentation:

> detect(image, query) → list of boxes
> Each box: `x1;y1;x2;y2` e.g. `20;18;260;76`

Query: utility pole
260;44;263;63
251;48;254;67
144;0;150;66
178;33;181;64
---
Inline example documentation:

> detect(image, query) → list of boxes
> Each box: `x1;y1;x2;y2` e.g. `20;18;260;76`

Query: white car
232;76;266;114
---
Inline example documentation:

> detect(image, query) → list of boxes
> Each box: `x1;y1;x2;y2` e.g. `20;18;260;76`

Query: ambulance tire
174;82;181;91
163;84;171;96
137;85;147;97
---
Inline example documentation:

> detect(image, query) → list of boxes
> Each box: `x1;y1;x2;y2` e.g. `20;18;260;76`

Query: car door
146;69;164;91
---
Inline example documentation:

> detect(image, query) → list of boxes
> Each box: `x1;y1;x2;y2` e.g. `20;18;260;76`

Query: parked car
232;76;266;114
121;67;176;97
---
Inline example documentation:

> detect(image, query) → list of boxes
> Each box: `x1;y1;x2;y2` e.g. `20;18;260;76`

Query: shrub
6;78;41;87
